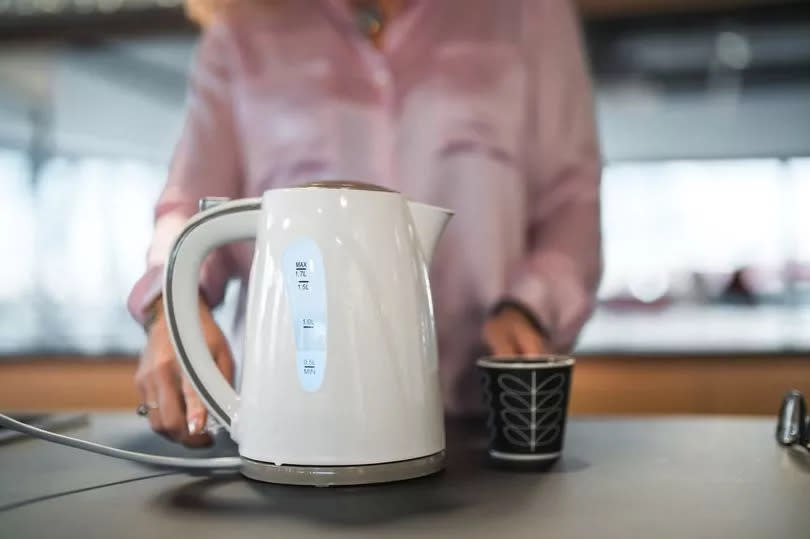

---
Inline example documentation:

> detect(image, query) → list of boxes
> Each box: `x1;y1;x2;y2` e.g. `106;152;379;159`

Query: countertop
1;414;808;538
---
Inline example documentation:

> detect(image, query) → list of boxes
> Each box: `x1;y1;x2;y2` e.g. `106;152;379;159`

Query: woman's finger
154;357;189;442
181;337;233;446
483;319;518;356
135;362;164;435
181;376;213;447
511;318;546;355
214;343;235;385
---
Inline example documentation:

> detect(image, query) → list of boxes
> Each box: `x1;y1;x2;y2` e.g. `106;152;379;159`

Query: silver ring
136;402;159;416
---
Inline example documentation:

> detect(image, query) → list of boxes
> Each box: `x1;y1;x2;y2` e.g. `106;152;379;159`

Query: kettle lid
297;180;397;193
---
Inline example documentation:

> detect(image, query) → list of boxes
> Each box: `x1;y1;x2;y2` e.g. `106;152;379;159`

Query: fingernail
187;417;202;435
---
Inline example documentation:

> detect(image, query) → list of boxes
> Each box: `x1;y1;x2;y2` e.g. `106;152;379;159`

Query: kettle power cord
0;412;241;470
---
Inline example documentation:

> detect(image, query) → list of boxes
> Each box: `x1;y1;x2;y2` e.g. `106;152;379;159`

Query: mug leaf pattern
480;370;497;442
497;372;566;450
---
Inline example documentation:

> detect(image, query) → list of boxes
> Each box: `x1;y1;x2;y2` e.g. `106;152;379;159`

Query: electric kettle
163;181;453;486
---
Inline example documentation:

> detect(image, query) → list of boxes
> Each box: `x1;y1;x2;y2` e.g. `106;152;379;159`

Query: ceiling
0;0;806;41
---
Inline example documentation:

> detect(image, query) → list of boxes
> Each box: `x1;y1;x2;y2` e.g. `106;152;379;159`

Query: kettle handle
163;198;262;433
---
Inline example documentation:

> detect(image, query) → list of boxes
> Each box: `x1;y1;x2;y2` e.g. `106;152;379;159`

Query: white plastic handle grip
163;198;261;433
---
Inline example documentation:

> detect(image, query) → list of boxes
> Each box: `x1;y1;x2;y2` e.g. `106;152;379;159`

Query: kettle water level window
282;238;328;391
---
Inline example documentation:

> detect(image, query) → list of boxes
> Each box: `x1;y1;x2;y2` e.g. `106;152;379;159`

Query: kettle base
240;450;445;487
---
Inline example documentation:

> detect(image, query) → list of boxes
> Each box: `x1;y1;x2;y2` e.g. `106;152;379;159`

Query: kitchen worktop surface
1;414;808;538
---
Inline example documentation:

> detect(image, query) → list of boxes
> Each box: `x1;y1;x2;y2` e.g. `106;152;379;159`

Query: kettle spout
407;201;453;264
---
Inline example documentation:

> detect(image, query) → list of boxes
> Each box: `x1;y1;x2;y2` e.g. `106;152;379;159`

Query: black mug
477;355;574;463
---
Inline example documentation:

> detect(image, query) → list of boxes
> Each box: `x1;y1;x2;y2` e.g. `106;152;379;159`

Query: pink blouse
129;0;602;414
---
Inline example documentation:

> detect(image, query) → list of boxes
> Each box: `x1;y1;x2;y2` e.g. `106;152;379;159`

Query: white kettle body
163;182;452;486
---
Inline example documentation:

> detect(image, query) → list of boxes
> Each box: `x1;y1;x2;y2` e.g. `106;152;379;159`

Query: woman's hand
135;296;234;447
483;306;550;356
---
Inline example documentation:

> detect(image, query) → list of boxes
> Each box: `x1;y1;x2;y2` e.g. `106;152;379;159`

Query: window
0;151;807;354
0;150;164;354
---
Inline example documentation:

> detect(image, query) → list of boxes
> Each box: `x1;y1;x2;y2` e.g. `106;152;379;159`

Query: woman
130;0;602;446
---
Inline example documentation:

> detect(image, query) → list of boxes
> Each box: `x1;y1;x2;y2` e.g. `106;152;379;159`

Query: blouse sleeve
127;17;244;323
505;0;603;351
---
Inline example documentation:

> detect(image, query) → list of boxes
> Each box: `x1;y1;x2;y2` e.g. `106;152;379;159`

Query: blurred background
1;0;808;414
